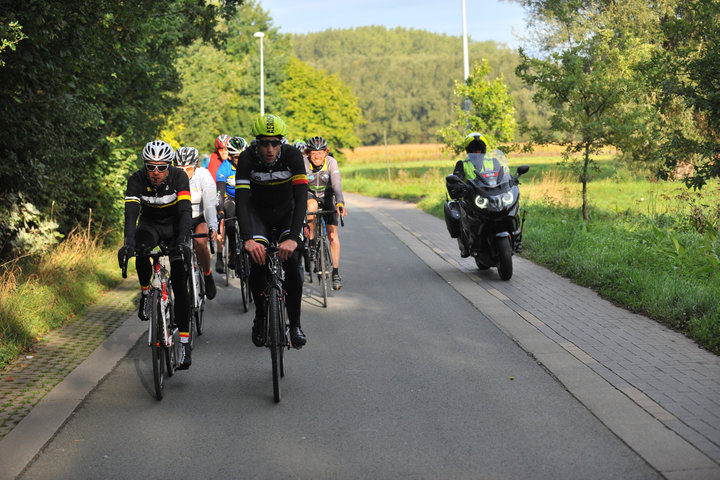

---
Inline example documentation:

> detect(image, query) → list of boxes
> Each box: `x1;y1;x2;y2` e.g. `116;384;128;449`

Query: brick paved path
0;278;137;439
349;193;720;471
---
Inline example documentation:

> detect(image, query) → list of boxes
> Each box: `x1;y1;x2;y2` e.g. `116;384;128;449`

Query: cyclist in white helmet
117;140;194;370
174;146;219;299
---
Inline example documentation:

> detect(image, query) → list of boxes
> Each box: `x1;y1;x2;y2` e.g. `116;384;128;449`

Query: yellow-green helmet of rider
251;114;288;137
464;132;488;153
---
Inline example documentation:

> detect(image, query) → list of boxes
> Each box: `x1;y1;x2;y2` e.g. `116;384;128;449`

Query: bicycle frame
148;250;174;350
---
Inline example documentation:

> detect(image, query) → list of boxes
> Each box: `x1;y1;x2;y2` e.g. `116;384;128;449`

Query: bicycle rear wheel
268;287;282;403
223;239;230;286
318;238;329;308
165;293;176;377
196;272;205;336
149;290;165;400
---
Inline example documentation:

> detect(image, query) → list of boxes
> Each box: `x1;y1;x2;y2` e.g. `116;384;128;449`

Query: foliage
649;0;720;188
516;0;720;188
0;16;25;66
438;59;516;154
169;0;299;151
516;18;651;220
0;193;63;259
0;0;241;261
280;56;363;150
291;26;544;145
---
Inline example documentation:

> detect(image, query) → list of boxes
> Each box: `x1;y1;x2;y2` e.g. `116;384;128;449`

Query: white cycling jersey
189;167;218;231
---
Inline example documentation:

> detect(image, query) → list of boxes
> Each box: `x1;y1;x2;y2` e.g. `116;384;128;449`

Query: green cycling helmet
464;132;488;153
251;114;288;137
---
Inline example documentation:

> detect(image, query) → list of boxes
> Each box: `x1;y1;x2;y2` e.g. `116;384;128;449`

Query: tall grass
0;226;123;367
343;145;720;353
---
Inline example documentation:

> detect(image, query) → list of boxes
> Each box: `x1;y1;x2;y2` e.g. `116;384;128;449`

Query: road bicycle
260;239;291;403
305;209;336;308
122;243;183;401
188;231;214;345
224;216;252;312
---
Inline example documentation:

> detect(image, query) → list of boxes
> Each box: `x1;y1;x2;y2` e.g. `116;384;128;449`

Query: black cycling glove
117;245;134;269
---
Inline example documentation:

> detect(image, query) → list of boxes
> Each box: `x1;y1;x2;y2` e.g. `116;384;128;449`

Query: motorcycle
444;149;529;280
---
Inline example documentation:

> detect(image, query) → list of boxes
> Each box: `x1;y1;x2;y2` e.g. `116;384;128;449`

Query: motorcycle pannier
444;200;462;238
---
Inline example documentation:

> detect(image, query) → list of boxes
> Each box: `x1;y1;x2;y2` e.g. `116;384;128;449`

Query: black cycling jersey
235;144;308;244
123;166;192;247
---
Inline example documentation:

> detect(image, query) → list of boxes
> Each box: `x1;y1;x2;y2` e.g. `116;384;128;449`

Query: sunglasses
258;139;282;148
178;165;195;171
145;163;170;172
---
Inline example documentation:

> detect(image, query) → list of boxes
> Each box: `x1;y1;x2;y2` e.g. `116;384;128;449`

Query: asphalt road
18;206;660;479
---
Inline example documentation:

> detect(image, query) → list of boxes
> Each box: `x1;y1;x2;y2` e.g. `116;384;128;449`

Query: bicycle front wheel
149;290;165;400
239;252;250;313
318;238;329;308
268;287;282;403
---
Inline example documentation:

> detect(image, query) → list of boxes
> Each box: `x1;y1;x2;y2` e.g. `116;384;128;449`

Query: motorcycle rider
447;132;489;257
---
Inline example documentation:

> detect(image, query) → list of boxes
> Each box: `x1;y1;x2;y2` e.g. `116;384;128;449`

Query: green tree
0;0;241;259
516;30;646;221
439;59;516;154
280;57;363;151
649;0;720;188
169;0;293;151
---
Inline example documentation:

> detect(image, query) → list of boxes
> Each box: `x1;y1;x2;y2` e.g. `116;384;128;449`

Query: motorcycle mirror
516;165;530;176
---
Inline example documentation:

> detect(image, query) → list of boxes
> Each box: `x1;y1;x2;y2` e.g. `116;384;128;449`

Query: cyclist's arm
123;172;143;248
176;171;193;244
326;156;346;213
235;153;253;242
200;169;219;232
289;153;309;244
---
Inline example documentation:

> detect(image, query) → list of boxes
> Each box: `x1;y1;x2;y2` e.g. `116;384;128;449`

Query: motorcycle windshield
468;150;510;188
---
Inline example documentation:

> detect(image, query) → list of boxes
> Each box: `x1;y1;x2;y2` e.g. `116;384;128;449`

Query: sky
257;0;530;49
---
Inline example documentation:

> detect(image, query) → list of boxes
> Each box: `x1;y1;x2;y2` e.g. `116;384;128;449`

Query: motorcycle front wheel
496;236;513;281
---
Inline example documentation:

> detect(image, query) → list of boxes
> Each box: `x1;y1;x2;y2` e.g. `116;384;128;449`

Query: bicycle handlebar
120;243;173;279
307;209;345;227
191;230;215;255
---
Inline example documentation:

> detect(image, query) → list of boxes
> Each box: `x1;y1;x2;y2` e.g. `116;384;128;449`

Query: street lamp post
254;31;265;115
461;0;471;120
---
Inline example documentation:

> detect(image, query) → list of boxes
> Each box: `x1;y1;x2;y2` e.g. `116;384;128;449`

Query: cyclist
304;136;347;290
216;136;248;272
200;153;211;169
175;146;219;300
210;134;230;273
293;139;307;159
236;114;309;349
117;140;194;370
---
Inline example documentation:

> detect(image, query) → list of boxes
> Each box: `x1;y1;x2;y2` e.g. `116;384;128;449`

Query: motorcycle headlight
474;195;489;209
500;191;514;206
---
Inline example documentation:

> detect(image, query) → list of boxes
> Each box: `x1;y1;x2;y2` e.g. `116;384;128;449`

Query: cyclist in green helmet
236;114;309;349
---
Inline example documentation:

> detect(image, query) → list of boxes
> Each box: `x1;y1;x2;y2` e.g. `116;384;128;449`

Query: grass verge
0;227;125;368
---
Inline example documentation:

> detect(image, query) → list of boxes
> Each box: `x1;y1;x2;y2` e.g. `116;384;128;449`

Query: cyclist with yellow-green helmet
235;114;309;349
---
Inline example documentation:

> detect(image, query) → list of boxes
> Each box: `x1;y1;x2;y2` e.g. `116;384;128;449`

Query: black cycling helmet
306;136;328;151
142;140;175;163
227;136;248;156
174;146;200;167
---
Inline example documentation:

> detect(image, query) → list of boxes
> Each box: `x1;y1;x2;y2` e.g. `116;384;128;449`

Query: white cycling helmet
142;140;175;163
